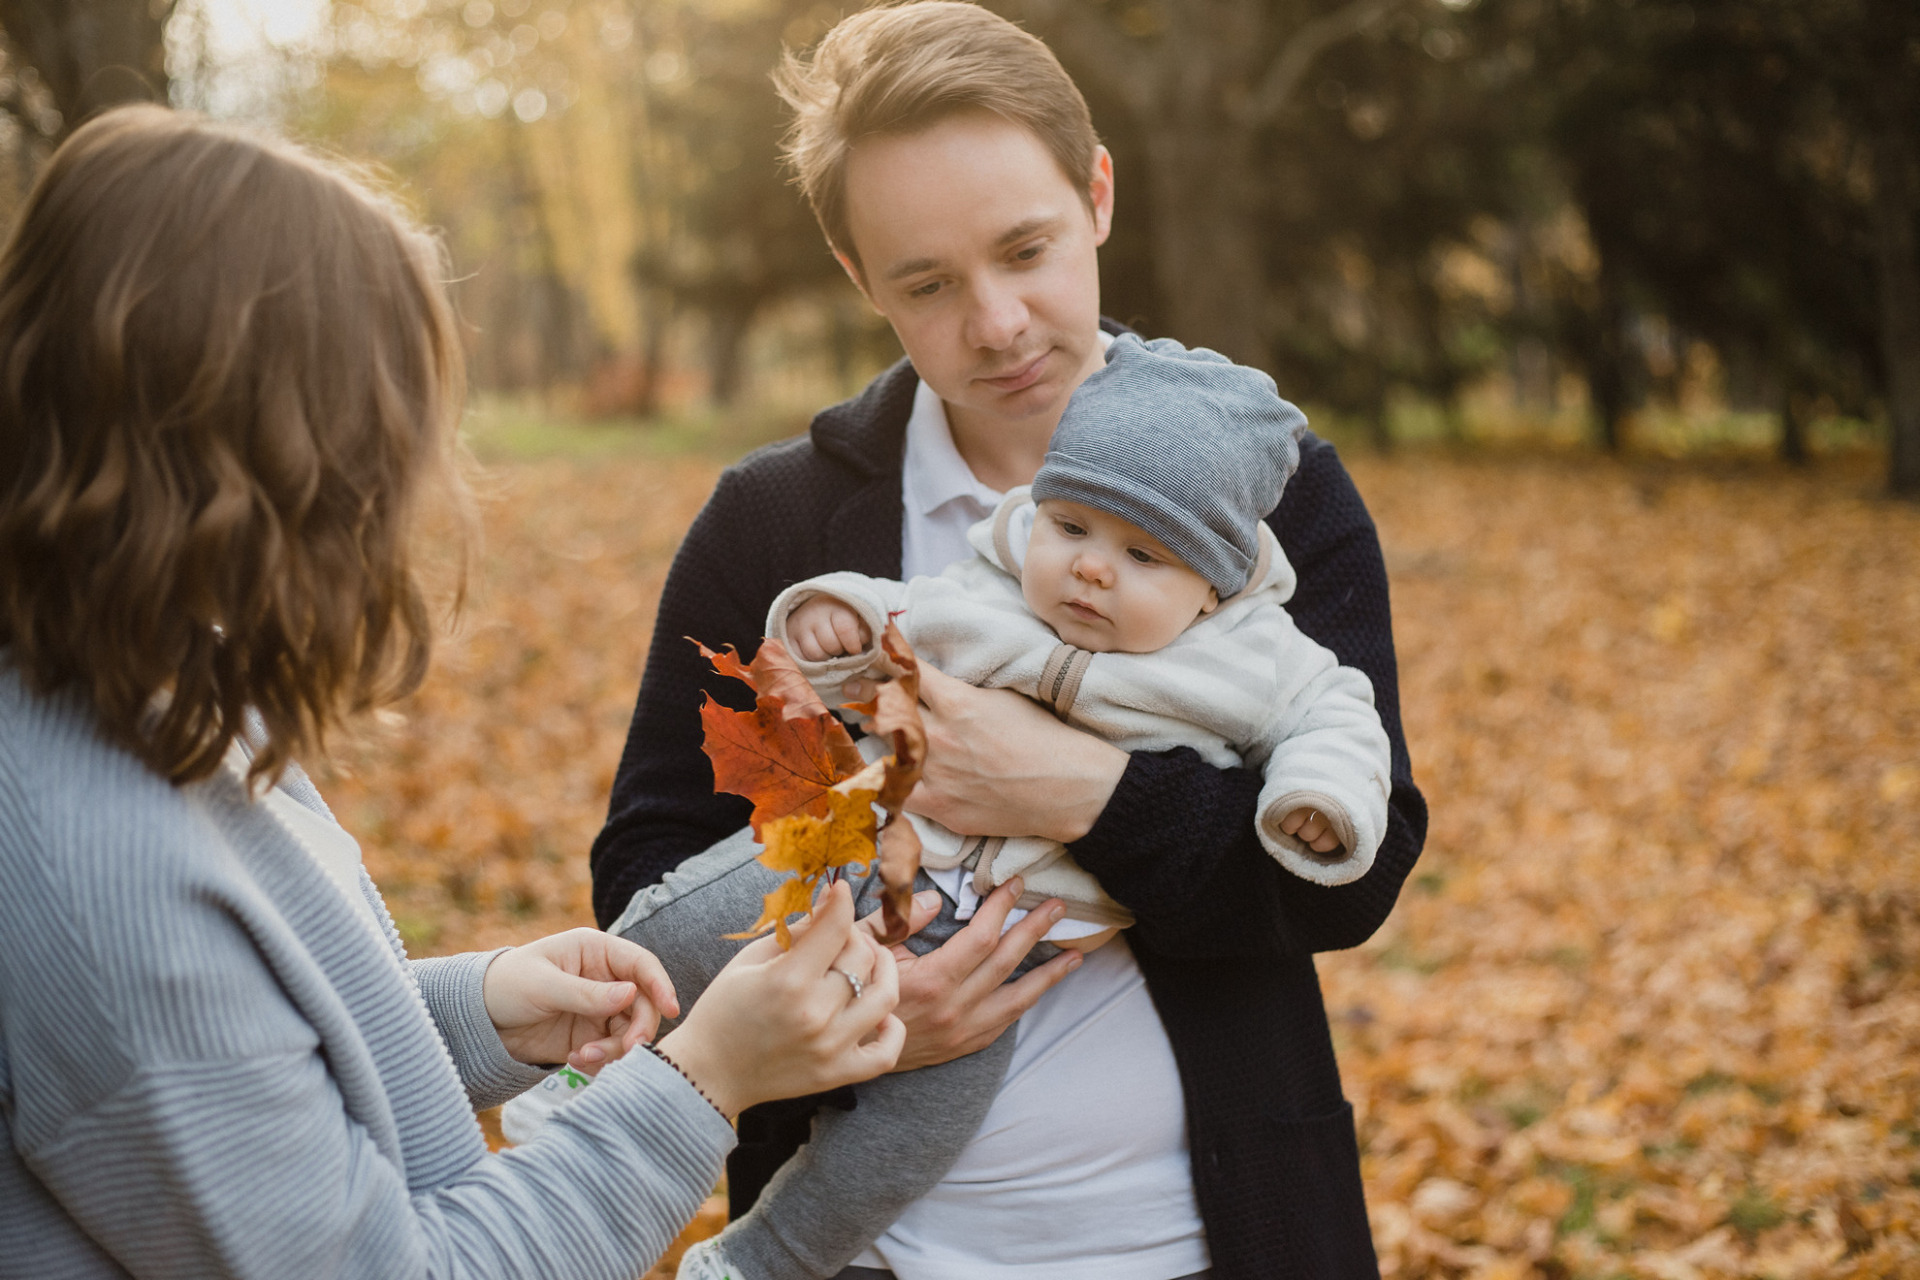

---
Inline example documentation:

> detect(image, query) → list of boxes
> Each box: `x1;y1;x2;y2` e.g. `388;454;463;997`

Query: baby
763;333;1391;952
610;334;1392;1280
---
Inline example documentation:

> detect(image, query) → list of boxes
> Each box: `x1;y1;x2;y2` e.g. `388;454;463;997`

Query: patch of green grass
392;913;443;949
1374;940;1448;974
1727;1186;1786;1240
1547;945;1589;971
1504;1100;1545;1130
1684;1069;1738;1096
1556;1168;1597;1236
462;396;810;466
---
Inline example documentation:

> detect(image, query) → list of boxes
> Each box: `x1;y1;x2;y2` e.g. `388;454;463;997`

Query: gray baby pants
610;827;1042;1280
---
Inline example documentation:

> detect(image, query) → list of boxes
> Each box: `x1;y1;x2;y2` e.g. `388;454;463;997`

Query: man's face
1020;499;1219;654
840;112;1113;443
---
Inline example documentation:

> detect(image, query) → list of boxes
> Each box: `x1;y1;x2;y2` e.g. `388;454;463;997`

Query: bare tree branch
1242;0;1405;128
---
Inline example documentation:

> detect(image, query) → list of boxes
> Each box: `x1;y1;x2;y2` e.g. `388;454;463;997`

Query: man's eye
908;280;941;298
1013;244;1044;263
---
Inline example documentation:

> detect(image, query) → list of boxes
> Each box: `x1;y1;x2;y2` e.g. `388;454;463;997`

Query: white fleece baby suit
765;487;1393;925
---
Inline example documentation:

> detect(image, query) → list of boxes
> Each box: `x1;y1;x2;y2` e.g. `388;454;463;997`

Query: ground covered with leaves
319;445;1919;1279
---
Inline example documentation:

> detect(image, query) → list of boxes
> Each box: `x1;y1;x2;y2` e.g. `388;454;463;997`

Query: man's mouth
979;351;1049;392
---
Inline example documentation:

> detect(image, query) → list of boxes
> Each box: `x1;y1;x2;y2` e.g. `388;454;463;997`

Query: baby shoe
675;1234;742;1280
498;1065;593;1145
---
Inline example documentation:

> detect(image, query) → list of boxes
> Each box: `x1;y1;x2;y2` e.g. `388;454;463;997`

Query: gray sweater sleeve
410;950;553;1111
0;675;737;1280
21;1044;733;1280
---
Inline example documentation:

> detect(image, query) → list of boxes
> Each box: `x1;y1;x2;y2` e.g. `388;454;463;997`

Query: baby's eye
1128;548;1157;565
1058;520;1086;536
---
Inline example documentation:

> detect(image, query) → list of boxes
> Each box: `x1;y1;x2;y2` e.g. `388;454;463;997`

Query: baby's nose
1072;553;1112;584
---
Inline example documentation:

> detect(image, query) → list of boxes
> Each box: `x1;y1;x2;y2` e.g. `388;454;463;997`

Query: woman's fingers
787;878;858;972
583;931;680;1022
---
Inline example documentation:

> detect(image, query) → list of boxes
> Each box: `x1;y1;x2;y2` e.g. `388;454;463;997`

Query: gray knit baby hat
1031;334;1307;596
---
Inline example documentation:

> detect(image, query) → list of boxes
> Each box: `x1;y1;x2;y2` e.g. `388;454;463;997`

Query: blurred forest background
2;3;1916;1278
0;0;1916;487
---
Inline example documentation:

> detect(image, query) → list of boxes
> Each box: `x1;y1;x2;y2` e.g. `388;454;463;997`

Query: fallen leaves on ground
320;445;1919;1278
1327;452;1920;1279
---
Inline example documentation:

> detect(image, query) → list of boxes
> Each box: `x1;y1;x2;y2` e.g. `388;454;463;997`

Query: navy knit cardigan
590;344;1428;1280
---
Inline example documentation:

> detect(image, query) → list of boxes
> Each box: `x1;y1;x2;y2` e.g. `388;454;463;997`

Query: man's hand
858;664;1127;844
865;876;1084;1072
483;928;679;1072
788;595;872;661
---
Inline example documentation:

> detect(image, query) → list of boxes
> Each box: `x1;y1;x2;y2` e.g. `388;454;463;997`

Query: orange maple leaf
694;638;866;838
696;631;928;948
727;778;881;946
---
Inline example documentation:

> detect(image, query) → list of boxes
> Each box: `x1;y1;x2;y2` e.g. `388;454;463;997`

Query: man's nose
965;274;1029;350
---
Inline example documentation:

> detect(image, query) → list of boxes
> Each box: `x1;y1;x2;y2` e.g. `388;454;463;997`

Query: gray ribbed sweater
0;666;735;1278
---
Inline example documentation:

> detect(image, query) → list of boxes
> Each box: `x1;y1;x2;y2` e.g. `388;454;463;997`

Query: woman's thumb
556;975;635;1016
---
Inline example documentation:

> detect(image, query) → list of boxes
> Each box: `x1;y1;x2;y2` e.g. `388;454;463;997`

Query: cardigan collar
809;357;920;478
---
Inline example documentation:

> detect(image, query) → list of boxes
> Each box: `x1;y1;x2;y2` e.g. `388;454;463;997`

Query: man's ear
1088;145;1116;248
833;249;882;314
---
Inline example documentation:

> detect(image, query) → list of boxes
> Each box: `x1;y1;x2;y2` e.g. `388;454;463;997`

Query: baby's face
1020;499;1220;654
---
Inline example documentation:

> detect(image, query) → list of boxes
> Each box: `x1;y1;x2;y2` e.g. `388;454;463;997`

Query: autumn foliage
319;447;1919;1278
694;622;925;946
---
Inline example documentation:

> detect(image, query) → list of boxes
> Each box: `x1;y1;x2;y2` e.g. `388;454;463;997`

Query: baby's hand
788;596;873;662
1278;806;1344;856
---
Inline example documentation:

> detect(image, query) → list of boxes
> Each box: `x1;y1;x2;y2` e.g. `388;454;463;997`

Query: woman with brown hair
0;106;900;1279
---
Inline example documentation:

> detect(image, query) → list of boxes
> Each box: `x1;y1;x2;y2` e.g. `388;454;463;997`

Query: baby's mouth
1063;600;1106;623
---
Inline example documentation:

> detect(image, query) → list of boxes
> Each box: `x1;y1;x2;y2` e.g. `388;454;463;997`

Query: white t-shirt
853;361;1209;1278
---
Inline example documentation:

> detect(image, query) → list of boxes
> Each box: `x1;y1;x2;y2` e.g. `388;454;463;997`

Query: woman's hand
483;928;680;1072
869;665;1128;844
654;880;903;1117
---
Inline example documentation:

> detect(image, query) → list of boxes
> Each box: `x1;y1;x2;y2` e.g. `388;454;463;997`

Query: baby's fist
788;596;872;662
1278;806;1345;856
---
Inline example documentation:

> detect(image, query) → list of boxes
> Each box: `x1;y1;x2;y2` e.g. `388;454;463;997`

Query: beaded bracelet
644;1042;732;1123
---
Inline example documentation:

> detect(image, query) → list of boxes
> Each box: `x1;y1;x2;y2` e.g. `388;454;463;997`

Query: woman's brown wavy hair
0;106;468;788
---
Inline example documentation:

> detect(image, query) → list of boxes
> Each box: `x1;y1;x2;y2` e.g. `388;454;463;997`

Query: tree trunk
625;287;670;418
1586;259;1631;453
1870;126;1920;498
0;0;172;137
708;304;754;407
1778;388;1809;467
1139;118;1270;368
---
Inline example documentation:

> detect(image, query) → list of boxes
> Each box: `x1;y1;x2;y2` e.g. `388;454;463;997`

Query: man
590;4;1427;1276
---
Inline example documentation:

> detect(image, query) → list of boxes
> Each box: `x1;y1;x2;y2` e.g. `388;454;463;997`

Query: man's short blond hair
774;2;1099;271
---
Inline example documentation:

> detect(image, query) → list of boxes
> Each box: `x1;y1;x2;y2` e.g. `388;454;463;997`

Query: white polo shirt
852;356;1210;1279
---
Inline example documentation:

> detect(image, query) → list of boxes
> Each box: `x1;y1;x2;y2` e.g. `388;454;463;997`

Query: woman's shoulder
0;666;270;963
